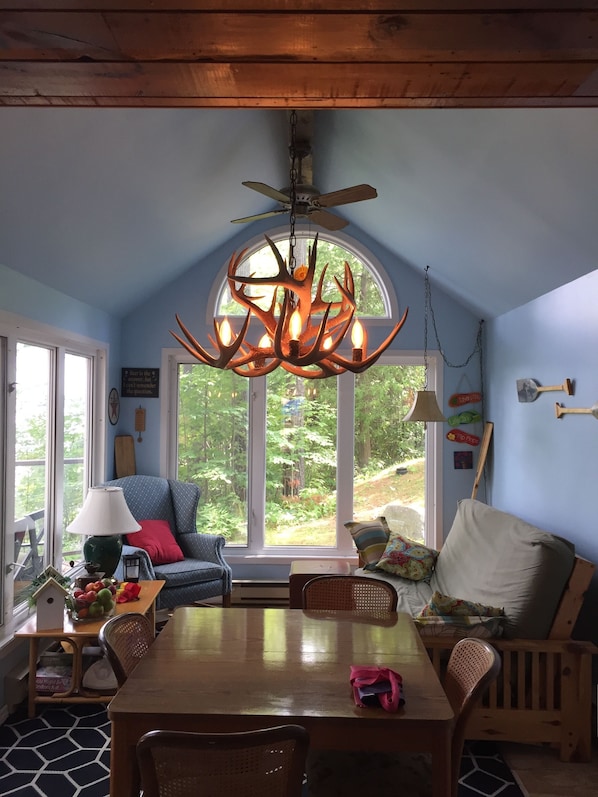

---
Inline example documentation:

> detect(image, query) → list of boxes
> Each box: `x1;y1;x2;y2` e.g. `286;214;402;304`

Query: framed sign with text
121;368;160;398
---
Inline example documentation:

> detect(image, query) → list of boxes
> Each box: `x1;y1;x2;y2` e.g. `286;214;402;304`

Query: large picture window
167;232;442;559
0;319;105;629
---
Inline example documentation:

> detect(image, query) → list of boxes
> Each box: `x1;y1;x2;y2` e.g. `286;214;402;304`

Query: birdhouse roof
32;577;70;602
40;565;63;581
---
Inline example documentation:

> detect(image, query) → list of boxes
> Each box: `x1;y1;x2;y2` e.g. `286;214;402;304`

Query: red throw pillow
125;519;185;565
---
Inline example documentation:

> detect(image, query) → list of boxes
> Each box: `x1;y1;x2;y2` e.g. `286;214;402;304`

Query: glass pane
354;365;426;542
218;234;388;318
13;343;50;607
62;352;90;570
265;369;337;547
177;364;249;545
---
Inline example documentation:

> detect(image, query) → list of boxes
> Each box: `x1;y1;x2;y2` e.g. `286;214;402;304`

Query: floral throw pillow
417;590;504;618
414;615;505;639
375;533;439;581
345;518;390;570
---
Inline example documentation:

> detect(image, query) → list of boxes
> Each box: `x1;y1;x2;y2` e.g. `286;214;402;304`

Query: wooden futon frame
422;555;597;762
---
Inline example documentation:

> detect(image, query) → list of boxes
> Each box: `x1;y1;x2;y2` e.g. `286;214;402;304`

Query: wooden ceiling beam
0;62;596;107
0;4;597;107
1;11;597;62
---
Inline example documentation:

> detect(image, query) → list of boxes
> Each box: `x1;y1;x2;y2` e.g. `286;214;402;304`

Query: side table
16;579;164;717
289;560;351;608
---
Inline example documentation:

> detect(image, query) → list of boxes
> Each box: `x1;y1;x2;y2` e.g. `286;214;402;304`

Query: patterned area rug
0;705;528;796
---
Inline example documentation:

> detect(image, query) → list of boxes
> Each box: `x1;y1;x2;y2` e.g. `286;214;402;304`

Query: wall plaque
121;368;159;398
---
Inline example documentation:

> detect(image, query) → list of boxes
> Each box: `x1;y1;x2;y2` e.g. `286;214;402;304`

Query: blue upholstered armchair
104;475;232;609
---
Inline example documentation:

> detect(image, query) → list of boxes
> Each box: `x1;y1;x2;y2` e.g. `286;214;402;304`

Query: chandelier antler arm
232;357;281;377
327;307;409;372
308;264;357;317
171;312;252;369
279;358;347;379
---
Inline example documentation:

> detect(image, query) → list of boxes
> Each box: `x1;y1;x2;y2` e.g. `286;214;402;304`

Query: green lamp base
83;535;123;578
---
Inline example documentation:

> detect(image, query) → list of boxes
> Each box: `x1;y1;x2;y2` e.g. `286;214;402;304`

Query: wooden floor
501;740;598;797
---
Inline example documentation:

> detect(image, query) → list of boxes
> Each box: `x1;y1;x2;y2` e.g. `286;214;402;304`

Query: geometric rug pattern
0;705;527;797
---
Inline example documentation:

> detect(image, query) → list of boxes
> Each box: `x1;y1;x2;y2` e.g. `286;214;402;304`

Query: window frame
0;311;106;641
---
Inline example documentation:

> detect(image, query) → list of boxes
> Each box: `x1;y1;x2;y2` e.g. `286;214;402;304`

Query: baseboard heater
231;579;289;606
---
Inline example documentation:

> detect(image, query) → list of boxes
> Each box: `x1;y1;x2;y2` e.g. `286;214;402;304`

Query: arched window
216;229;396;321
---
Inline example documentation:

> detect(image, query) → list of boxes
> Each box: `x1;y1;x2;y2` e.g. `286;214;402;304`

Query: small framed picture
454;450;473;470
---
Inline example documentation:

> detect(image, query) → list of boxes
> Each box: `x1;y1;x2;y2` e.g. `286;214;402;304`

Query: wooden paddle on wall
115;435;136;477
555;402;598;420
516;377;572;402
471;421;493;500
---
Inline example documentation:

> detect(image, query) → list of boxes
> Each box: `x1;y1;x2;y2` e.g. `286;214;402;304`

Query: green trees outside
180;233;426;546
178;362;425;546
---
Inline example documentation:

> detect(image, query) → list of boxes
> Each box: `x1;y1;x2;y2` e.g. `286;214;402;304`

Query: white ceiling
1;107;597;319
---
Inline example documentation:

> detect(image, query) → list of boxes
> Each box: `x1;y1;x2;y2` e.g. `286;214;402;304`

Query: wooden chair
97;612;155;687
443;638;501;797
302;574;398;612
306;638;500;797
136;724;309;797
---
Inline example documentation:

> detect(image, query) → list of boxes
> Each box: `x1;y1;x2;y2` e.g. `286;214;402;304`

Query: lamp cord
425;265;486;435
425;266;484;370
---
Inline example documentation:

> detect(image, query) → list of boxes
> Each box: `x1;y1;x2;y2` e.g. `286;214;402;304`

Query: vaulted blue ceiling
1;107;597;319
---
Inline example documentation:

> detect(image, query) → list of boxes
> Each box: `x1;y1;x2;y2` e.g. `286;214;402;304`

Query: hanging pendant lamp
403;266;446;423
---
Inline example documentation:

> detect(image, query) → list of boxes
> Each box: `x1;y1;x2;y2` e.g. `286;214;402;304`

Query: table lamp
67;486;141;578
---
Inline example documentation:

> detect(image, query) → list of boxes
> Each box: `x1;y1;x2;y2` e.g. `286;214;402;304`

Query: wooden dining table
108;607;454;797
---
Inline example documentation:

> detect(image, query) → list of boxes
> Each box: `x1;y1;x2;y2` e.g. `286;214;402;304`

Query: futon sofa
355;499;597;762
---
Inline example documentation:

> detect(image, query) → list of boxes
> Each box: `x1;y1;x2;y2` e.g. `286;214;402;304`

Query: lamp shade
67;487;141;578
67;487;141;537
403;390;446;422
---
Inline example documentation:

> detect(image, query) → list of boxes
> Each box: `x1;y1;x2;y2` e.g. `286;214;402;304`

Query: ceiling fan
230;111;377;232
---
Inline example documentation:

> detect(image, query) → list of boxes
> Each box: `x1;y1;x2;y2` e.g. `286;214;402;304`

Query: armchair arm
178;532;232;594
178;532;227;565
114;543;157;582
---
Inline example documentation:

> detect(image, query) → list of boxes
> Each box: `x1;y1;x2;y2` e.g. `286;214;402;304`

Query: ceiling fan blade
242;181;290;204
315;184;378;208
231;209;287;224
308;209;349;231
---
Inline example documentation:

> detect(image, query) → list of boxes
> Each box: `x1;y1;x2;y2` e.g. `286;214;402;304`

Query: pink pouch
350;665;404;713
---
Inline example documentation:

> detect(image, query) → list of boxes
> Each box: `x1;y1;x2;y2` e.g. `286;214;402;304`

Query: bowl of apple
69;578;117;622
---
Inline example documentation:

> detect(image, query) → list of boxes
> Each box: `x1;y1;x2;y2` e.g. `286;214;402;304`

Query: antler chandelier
171;112;408;379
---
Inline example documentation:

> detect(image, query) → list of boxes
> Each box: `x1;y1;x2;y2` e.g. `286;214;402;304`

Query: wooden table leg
431;731;452;797
27;638;39;718
110;718;139;797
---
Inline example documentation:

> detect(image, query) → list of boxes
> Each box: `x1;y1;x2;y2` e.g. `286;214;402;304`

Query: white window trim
0;310;107;643
160;347;443;563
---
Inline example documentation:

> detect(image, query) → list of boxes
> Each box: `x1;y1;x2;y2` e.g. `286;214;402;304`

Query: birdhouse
32;576;70;631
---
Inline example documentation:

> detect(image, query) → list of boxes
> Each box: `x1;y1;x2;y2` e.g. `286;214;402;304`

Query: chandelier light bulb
219;318;232;347
351;318;364;362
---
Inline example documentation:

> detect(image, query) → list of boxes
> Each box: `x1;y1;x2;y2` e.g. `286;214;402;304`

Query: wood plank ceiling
1;2;597;108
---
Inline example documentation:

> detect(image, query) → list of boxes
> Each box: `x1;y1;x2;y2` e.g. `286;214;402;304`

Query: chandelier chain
288;110;298;275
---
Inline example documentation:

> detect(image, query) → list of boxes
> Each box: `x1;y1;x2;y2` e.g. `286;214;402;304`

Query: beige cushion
431;499;575;639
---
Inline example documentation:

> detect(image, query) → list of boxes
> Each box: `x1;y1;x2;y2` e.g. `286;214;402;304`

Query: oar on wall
517;378;573;403
555;402;598;420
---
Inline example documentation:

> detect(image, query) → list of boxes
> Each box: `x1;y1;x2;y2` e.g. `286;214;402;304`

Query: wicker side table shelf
16;580;164;717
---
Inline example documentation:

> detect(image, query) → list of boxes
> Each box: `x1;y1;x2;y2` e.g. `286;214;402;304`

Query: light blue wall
0;264;122;482
121;219;484;538
486;269;598;642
